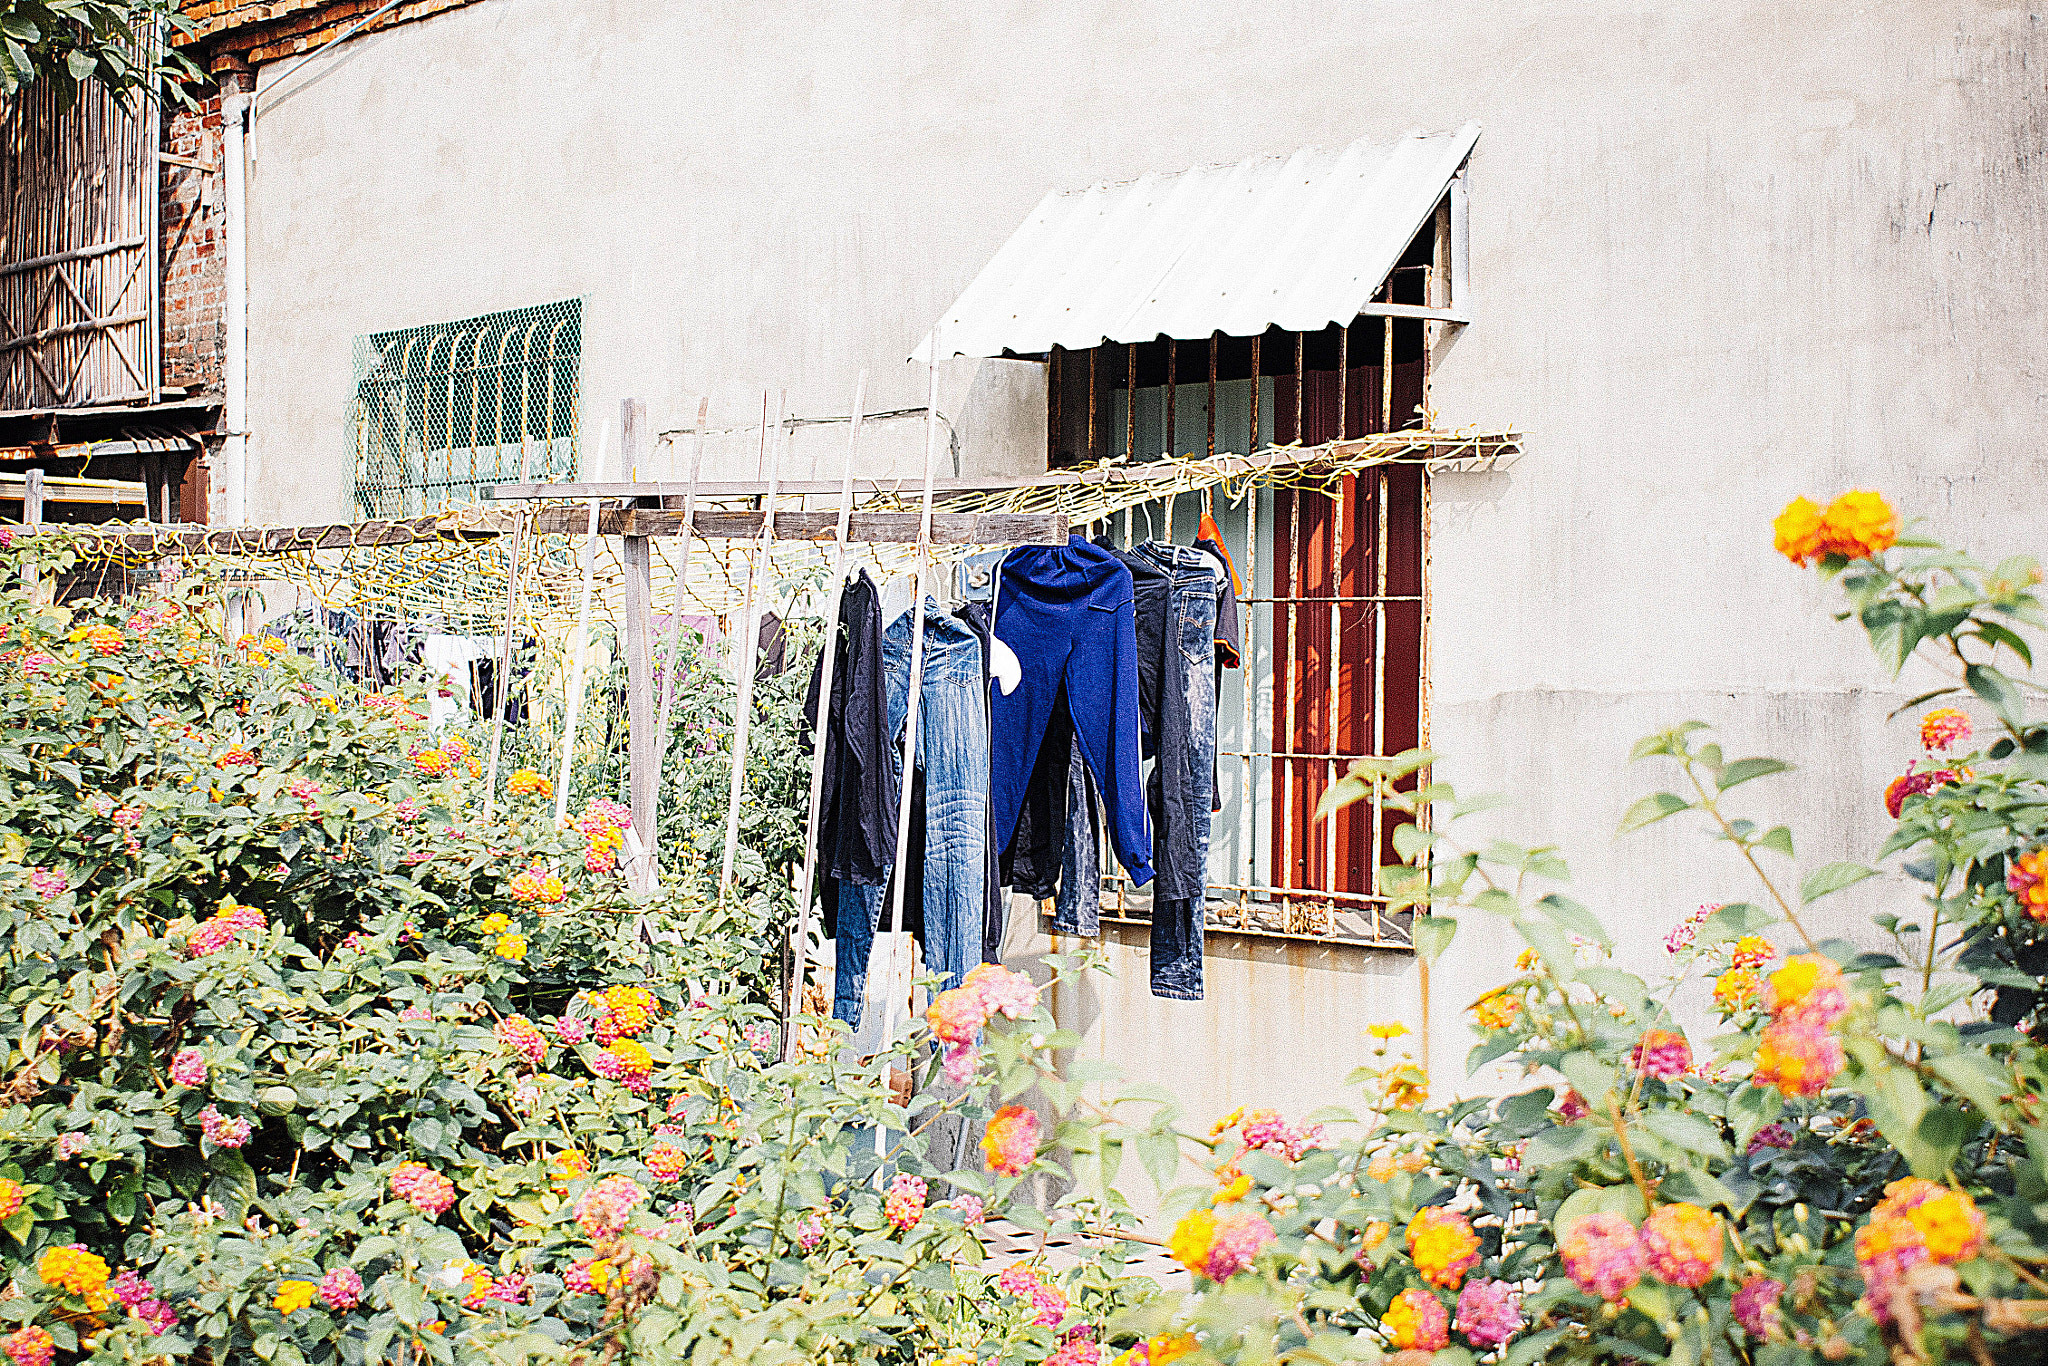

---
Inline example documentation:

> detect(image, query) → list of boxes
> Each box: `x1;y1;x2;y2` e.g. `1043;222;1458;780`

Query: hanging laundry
831;597;988;1027
800;570;897;892
756;611;789;680
990;535;1153;889
1112;540;1220;1000
1195;519;1243;813
954;599;1007;963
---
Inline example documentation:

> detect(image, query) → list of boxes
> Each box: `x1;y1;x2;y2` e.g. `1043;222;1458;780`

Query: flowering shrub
1102;496;2048;1366
0;539;1163;1366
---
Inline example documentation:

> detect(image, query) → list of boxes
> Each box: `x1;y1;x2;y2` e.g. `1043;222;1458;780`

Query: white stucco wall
237;0;2048;1155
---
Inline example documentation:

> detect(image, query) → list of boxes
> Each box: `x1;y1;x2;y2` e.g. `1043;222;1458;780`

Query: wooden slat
18;507;1070;556
527;507;1068;544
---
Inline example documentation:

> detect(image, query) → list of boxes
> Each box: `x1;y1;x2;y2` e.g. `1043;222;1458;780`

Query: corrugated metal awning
917;123;1478;361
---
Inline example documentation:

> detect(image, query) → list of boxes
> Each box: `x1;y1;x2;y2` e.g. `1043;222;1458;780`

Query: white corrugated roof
917;123;1479;361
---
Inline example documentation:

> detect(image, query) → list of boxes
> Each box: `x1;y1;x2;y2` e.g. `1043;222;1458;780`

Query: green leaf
1718;757;1792;790
1411;915;1455;962
1617;792;1691;835
1799;861;1877;905
1756;825;1795;859
1697;901;1775;943
1639;1108;1730;1160
1466;1030;1520;1077
1535;893;1609;947
1392;823;1438;862
1316;770;1373;821
1513;917;1577;983
1967;662;2027;728
1559;1051;1617;1108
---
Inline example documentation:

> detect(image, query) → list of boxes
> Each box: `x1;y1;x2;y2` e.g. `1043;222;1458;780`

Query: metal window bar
351;298;582;520
1048;318;1428;952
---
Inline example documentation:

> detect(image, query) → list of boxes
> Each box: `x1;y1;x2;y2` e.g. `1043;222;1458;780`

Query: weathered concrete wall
239;0;2048;1152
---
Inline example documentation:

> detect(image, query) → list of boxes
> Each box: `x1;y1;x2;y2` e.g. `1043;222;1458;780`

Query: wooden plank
526;507;1069;544
23;469;43;524
619;398;659;893
0;236;145;280
0;311;151;355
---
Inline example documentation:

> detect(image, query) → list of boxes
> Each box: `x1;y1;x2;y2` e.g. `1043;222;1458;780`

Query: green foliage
1141;507;2048;1366
0;0;199;104
0;535;1163;1366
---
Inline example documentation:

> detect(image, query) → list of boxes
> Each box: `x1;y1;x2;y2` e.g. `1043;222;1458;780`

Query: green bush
0;534;1165;1366
1108;494;2048;1366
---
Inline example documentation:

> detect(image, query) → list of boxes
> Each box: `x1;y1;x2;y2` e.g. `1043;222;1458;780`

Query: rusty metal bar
1125;341;1136;459
1372;470;1390;909
1383;316;1395;431
1049;346;1062;466
1336;323;1348;443
1250;334;1262;455
1294;333;1304;445
1087;344;1097;463
1279;479;1301;905
1325;478;1344;896
1206;332;1218;461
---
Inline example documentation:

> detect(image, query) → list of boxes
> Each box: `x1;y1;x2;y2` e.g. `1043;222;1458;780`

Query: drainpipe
220;84;250;638
222;87;249;527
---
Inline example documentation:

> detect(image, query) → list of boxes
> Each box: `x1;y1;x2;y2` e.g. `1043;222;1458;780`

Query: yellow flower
1514;948;1540;971
38;1245;110;1299
480;913;511;934
588;1258;615;1293
1212;1172;1251;1205
1367;1021;1410;1040
1147;1334;1198;1366
1361;1220;1390;1251
274;1279;317;1314
1406;1207;1481;1289
1912;1191;1986;1263
1773;496;1829;566
1366;1151;1398;1182
1167;1208;1219;1276
1818;490;1898;562
1470;988;1520;1031
1712;967;1762;1013
507;768;552;799
494;934;529;962
1208;1106;1245;1138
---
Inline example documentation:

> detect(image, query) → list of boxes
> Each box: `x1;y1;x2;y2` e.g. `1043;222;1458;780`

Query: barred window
350;298;582;519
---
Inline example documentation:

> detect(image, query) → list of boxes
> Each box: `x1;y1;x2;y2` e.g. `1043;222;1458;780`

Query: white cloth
423;634;499;730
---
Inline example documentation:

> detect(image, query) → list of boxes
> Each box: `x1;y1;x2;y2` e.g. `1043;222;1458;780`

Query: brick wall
160;92;227;398
177;0;491;73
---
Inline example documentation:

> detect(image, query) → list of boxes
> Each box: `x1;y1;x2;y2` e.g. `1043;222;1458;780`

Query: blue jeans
991;537;1155;888
1068;542;1215;999
1139;544;1219;1000
834;600;988;1027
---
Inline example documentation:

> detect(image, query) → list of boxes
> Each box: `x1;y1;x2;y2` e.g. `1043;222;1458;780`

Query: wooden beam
526;507;1069;544
619;398;659;893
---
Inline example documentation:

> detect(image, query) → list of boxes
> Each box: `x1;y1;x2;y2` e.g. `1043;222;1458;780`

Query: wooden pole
719;390;784;897
651;400;709;790
620;397;659;894
480;437;535;825
23;468;45;605
784;370;867;1061
553;421;610;826
883;348;944;957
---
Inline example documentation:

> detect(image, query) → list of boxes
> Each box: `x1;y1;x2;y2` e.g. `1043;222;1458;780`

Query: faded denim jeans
834;599;988;1028
1055;543;1218;999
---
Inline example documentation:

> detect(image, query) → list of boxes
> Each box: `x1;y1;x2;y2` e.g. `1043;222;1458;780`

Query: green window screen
350;297;582;519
